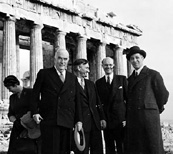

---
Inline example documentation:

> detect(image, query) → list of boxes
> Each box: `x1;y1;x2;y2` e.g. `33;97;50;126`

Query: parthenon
0;0;142;101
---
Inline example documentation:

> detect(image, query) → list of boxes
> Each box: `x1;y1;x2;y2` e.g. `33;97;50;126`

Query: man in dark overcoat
31;49;83;154
73;59;106;154
125;46;169;154
95;57;127;154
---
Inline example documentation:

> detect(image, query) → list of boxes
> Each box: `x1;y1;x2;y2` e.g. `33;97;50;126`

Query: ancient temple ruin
0;0;143;151
0;0;142;101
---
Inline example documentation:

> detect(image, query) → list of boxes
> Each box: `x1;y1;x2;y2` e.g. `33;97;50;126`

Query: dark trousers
41;124;71;154
104;124;125;154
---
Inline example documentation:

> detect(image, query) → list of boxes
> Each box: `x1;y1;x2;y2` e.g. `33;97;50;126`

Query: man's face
54;50;69;72
102;58;114;75
78;63;90;78
130;53;144;70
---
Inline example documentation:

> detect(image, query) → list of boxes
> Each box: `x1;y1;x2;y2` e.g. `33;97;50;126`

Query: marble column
30;24;43;87
96;42;106;79
127;60;133;77
2;16;16;100
76;35;87;59
113;47;125;75
16;34;20;79
54;30;66;52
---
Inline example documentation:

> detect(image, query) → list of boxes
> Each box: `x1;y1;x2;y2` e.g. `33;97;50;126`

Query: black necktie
134;71;138;78
106;75;111;88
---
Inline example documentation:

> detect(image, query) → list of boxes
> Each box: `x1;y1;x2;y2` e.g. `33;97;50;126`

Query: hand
33;114;43;124
122;121;126;127
100;120;106;129
76;121;82;131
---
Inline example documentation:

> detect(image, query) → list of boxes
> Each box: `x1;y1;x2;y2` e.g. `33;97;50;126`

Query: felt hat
74;125;85;151
20;111;41;139
126;46;146;60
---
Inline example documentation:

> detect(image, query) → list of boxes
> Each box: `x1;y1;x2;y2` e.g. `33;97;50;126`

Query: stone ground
0;122;173;154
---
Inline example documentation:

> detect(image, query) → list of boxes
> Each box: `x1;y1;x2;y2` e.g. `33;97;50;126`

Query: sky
84;0;173;121
20;0;173;121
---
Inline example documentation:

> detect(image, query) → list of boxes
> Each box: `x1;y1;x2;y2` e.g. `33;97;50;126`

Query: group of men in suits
5;46;168;154
30;48;128;154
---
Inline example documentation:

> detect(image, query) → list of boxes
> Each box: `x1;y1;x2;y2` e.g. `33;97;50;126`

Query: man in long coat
125;46;169;154
31;49;83;154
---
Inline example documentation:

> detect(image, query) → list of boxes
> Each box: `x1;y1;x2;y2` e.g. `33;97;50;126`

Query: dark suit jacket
31;67;82;129
80;79;105;132
95;75;127;129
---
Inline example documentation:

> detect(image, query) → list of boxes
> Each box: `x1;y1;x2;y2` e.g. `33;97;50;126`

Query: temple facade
0;0;142;101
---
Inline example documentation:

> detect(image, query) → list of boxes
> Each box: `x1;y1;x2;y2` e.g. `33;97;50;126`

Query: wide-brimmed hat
74;125;85;151
20;111;41;139
126;46;146;60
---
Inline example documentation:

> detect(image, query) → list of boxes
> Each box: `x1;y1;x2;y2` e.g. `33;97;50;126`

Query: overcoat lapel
84;80;91;103
60;71;73;94
48;67;64;92
128;66;149;90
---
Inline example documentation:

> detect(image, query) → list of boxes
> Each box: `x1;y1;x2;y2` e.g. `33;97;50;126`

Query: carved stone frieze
0;0;141;47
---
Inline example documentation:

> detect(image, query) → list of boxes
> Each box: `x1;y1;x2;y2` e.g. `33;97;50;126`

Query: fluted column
16;34;20;79
30;24;43;87
55;30;66;51
113;47;125;75
2;16;16;99
96;42;106;79
127;61;133;77
76;35;87;59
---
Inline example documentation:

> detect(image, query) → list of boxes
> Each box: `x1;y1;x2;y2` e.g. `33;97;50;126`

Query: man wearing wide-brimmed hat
125;46;169;154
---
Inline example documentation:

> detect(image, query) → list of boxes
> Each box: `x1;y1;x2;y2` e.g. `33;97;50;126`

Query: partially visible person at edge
73;59;106;154
95;57;127;154
3;75;40;154
124;46;169;154
31;48;83;154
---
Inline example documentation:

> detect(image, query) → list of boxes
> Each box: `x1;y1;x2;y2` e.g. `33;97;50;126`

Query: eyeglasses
103;64;114;67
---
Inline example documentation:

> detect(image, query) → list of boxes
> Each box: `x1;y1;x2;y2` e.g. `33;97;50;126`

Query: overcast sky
84;0;173;121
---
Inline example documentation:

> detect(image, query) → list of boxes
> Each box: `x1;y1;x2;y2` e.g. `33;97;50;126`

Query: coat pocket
144;103;158;110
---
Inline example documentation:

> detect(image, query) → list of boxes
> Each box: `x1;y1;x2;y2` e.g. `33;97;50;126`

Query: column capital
32;23;43;30
4;15;16;22
55;29;67;36
77;34;90;39
77;35;88;42
99;41;107;47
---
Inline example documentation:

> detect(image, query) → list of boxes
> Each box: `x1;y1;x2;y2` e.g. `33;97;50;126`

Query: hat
20;111;41;139
74;125;85;151
126;46;146;60
3;75;20;87
21;71;30;80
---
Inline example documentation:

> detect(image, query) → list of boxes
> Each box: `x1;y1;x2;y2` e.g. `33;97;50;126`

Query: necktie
107;75;111;85
135;71;138;77
81;78;85;89
59;72;65;83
